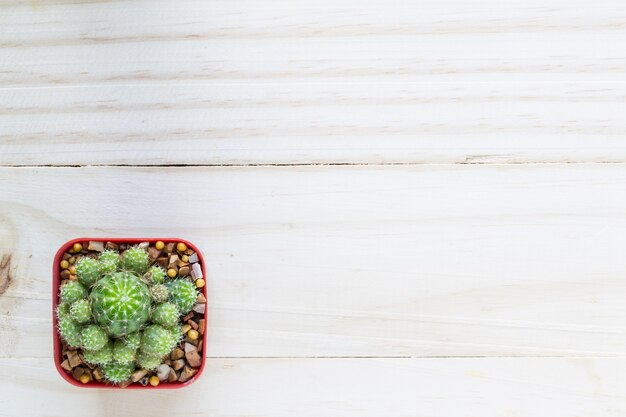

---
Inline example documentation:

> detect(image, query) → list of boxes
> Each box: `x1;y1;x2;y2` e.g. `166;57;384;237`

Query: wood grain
2;165;626;358
3;0;626;165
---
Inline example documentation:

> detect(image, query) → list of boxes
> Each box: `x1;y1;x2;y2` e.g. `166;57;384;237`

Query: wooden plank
2;357;626;416
3;0;626;165
2;165;626;357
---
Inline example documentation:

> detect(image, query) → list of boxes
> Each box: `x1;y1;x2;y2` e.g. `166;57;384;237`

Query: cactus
98;250;120;274
136;351;163;371
122;246;149;274
59;281;88;304
167;279;198;314
57;316;82;347
69;299;91;323
140;324;179;356
83;340;113;365
102;362;134;384
75;257;101;287
152;302;179;328
91;272;151;337
81;325;108;351
149;284;169;303
56;302;71;320
113;339;137;364
144;265;167;284
123;332;141;350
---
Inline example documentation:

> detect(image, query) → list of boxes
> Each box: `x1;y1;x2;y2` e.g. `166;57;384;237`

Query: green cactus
140;324;179;356
69;299;91;323
136;351;163;371
56;302;71;320
167;279;198;314
152;302;179;328
98;250;120;274
145;265;167;284
57;316;82;347
113;339;137;364
75;257;101;287
60;281;88;304
91;272;151;337
122;246;150;274
123;332;141;350
82;340;113;365
150;284;169;303
102;362;134;384
81;325;108;351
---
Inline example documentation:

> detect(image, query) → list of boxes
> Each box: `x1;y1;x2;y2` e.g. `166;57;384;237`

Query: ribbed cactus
75;257;101;287
102;362;134;384
57;316;82;347
136;351;163;371
123;332;141;350
98;250;120;274
83;340;113;365
145;265;167;284
60;281;88;304
150;284;169;303
122;246;150;274
113;339;137;364
152;302;179;328
69;299;91;323
167;279;198;314
140;324;179;356
91;272;151;337
56;302;70;320
81;325;108;351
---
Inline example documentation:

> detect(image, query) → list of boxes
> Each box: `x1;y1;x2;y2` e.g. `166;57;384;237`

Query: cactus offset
167;279;198;314
59;281;88;304
152;302;179;328
149;284;169;303
122;246;150;274
82;340;113;365
98;250;120;274
113;339;137;364
136;351;163;371
56;302;70;320
123;332;141;350
102;362;134;384
81;325;108;351
140;324;179;356
144;265;167;285
69;299;91;323
75;257;101;287
91;272;151;337
57;316;82;347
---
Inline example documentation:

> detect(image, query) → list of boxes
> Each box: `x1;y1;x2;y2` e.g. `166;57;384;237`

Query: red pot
52;237;207;389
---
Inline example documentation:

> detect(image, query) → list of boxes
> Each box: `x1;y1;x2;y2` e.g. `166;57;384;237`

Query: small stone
184;342;196;353
193;303;206;314
149;375;160;386
192;263;203;279
139;376;149;386
118;379;132;388
181;324;191;334
138;242;150;249
188;320;198;330
87;241;104;252
197;293;207;303
185;336;199;347
171;347;184;360
72;367;84;380
93;368;104;381
62;253;72;260
131;369;148;382
156;257;168;268
156;364;170;382
148;246;161;262
198;319;205;334
197;341;203;352
163;359;171;366
165;242;176;253
178;266;190;277
105;242;120;251
60;359;72;371
182;312;194;322
169;255;179;267
168;368;178;382
67;350;82;368
60;269;70;279
186;349;202;368
188;253;199;263
178;366;198;383
69;274;77;281
172;359;185;371
184;248;194;255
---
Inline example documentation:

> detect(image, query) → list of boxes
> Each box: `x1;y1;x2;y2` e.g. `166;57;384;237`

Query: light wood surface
2;1;626;416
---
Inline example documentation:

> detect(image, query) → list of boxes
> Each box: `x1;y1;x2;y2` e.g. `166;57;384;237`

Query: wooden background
2;0;626;415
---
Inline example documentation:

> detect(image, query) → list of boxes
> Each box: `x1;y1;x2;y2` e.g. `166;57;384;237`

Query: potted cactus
53;238;207;388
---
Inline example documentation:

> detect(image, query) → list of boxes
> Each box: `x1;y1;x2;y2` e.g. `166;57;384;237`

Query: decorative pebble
87;241;104;252
191;263;203;279
72;243;83;253
156;364;170;382
155;241;165;250
60;260;69;269
149;375;160;386
195;278;205;288
177;242;187;252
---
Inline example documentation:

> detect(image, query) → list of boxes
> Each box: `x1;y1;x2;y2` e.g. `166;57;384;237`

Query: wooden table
2;1;626;415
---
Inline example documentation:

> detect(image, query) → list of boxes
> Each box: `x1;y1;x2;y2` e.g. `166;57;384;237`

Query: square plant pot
52;238;207;389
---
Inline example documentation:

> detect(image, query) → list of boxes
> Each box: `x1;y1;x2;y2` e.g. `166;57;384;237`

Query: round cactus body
136;351;163;371
152;302;179;328
75;257;101;287
150;284;169;303
145;265;167;285
91;272;151;337
113;339;137;364
69;299;92;323
102;362;134;384
81;325;108;351
56;302;70;320
98;250;120;274
60;281;88;304
57;316;82;347
83;340;113;365
123;332;141;350
122;246;150;274
167;279;198;314
140;324;179;356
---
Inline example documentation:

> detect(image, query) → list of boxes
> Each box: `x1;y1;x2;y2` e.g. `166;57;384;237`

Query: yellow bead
155;241;165;250
68;256;76;264
60;260;69;269
176;242;187;252
195;279;205;288
73;243;83;252
149;375;160;386
79;373;91;384
187;329;199;340
69;265;76;275
167;268;177;278
181;255;189;262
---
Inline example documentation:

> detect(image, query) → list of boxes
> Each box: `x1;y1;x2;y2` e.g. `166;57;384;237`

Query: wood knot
0;254;13;294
